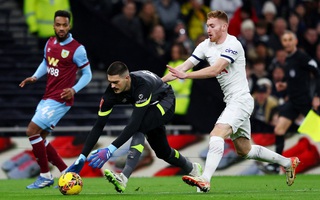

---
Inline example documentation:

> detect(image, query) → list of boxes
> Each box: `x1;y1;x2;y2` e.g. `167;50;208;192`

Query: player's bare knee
26;127;36;137
211;124;232;139
233;137;251;157
236;148;250;158
274;126;286;136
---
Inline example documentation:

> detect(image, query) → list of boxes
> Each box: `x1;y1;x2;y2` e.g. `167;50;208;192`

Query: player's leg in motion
105;132;145;193
241;141;300;186
26;124;54;189
270;116;293;173
44;139;68;173
26;100;70;189
183;135;224;192
147;126;202;177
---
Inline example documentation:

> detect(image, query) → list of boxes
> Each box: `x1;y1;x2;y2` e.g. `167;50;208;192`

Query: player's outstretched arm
19;77;37;88
169;58;229;79
20;59;47;88
162;60;194;82
67;115;109;173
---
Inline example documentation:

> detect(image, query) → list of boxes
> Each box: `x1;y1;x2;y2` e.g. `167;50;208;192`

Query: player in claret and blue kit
19;10;92;189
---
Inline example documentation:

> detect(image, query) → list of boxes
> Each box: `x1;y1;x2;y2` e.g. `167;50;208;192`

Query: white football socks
245;145;291;168
201;136;224;182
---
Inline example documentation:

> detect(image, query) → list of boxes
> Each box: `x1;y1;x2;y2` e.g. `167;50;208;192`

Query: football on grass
58;172;83;195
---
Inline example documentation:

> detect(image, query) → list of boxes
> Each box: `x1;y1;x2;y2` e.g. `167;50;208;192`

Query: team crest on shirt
61;49;70;58
136;94;147;104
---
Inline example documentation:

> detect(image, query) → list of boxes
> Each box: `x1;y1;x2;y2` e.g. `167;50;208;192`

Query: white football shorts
216;93;254;141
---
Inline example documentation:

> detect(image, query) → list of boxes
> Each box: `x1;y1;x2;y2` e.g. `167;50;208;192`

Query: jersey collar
54;33;73;46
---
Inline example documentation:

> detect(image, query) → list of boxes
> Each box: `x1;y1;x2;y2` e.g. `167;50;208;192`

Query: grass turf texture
1;175;319;200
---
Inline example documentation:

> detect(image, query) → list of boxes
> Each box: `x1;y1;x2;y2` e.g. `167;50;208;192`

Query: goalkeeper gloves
66;154;86;174
88;144;117;169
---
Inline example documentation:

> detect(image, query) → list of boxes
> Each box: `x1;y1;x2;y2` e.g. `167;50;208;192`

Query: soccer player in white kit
162;10;300;193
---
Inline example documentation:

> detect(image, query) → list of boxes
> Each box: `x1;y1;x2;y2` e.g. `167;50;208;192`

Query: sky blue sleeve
32;59;47;79
72;65;92;93
72;45;92;92
73;45;90;67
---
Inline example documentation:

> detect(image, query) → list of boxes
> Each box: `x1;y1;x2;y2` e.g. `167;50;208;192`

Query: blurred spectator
171;20;194;55
154;0;181;41
238;19;257;57
164;43;192;125
255;19;269;43
246;63;257;93
268;48;287;74
299;28;319;58
247;41;273;69
267;17;287;52
209;0;242;19
138;0;159;41
180;0;210;42
250;59;268;81
250;0;264;18
24;0;72;50
271;0;290;19
303;0;320;28
251;82;279;133
111;1;144;45
294;2;306;22
228;0;259;38
270;65;286;104
256;77;276;99
292;1;320;34
146;24;171;64
261;1;277;35
287;11;306;42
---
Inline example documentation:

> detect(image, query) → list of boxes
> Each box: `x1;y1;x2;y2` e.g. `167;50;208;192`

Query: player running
67;61;202;193
162;10;299;192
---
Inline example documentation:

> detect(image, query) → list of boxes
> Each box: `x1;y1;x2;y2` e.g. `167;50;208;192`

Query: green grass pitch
1;175;319;200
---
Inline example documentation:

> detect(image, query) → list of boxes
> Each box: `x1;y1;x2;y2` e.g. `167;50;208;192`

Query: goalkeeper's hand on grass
66;154;86;174
88;144;117;169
